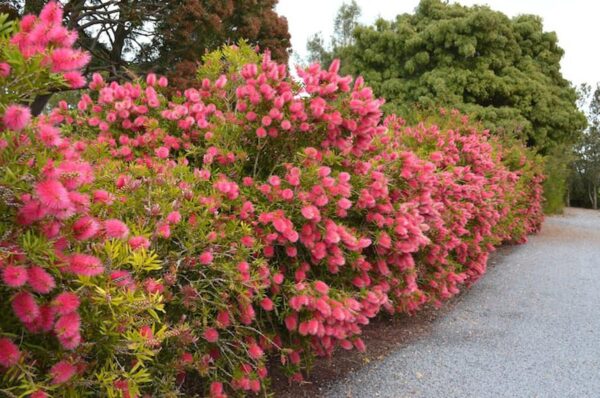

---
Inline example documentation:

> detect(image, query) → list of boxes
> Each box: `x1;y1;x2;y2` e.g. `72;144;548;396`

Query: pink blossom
0;62;10;77
104;219;129;239
248;342;264;359
12;291;40;323
54;312;80;339
35;179;71;210
93;189;114;205
50;360;77;384
0;338;20;368
52;292;80;315
155;146;169;158
129;235;151;250
72;216;100;241
68;254;104;276
27;266;56;294
2;265;28;287
314;280;329;295
166;211;182;224
301;205;320;220
143;278;164;294
3;105;31;131
199;251;213;265
63;71;86;88
156;222;171;238
203;327;219;342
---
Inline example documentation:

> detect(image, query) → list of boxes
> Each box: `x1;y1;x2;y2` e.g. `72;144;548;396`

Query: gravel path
326;208;600;398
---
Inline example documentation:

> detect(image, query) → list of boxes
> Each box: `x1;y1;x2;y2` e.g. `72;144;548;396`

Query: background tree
571;83;600;209
306;0;359;64
150;0;290;90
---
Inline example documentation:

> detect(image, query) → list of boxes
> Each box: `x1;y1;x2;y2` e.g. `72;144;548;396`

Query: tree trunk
30;94;52;116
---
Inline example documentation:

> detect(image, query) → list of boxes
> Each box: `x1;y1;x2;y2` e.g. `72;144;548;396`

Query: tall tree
572;83;600;209
306;0;360;65
150;0;290;89
335;0;585;155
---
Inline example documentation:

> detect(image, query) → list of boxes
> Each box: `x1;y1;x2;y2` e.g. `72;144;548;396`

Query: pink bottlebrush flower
68;254;104;276
40;1;64;24
210;381;224;397
50;360;77;384
0;338;20;368
146;73;157;86
143;278;164;294
35;179;71;210
54;312;80;339
58;332;81;350
216;310;230;328
72;216;100;241
104;219;129;239
248;343;264;359
241;236;254;247
260;297;274;311
12;291;40;323
36;304;56;332
38;123;62;147
284;314;298;331
199;251;213;265
166;211;182;224
2;264;28;287
52;292;80;315
62;71;86;88
156;222;171;238
0;63;10;78
139;325;153;339
93;189;114;205
50;48;91;72
301;205;320;220
128;235;150;250
3;104;31;131
110;270;133;288
314;280;329;295
67;192;90;213
28;266;56;294
203;327;219;343
31;391;49;398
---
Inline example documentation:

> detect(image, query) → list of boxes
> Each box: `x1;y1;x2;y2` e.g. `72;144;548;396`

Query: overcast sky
276;0;600;87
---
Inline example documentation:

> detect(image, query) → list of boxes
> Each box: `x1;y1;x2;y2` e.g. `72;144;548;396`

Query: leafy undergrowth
0;3;543;397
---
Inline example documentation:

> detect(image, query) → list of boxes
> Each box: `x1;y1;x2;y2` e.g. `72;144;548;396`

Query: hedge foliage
0;4;543;397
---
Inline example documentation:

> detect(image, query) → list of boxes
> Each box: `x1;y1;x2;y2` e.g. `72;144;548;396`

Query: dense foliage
0;4;543;397
571;83;600;209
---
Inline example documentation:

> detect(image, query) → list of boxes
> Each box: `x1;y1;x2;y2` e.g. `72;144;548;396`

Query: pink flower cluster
9;1;89;88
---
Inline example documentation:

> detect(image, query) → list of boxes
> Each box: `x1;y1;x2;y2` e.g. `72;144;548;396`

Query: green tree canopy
328;0;585;154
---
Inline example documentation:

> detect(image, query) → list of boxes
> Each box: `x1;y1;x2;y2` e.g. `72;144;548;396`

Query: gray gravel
326;208;600;398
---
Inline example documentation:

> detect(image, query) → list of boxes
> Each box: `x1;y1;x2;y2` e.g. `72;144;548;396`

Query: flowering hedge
0;4;543;397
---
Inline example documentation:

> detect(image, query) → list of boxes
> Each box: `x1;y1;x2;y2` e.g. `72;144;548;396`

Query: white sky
276;0;600;87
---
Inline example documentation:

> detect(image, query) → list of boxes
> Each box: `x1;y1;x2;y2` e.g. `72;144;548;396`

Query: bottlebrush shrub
0;6;544;396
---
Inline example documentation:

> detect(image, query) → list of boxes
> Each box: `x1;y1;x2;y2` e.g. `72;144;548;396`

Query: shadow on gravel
270;246;518;398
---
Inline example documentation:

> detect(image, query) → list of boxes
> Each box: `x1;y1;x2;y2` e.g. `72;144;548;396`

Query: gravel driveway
326;208;600;398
